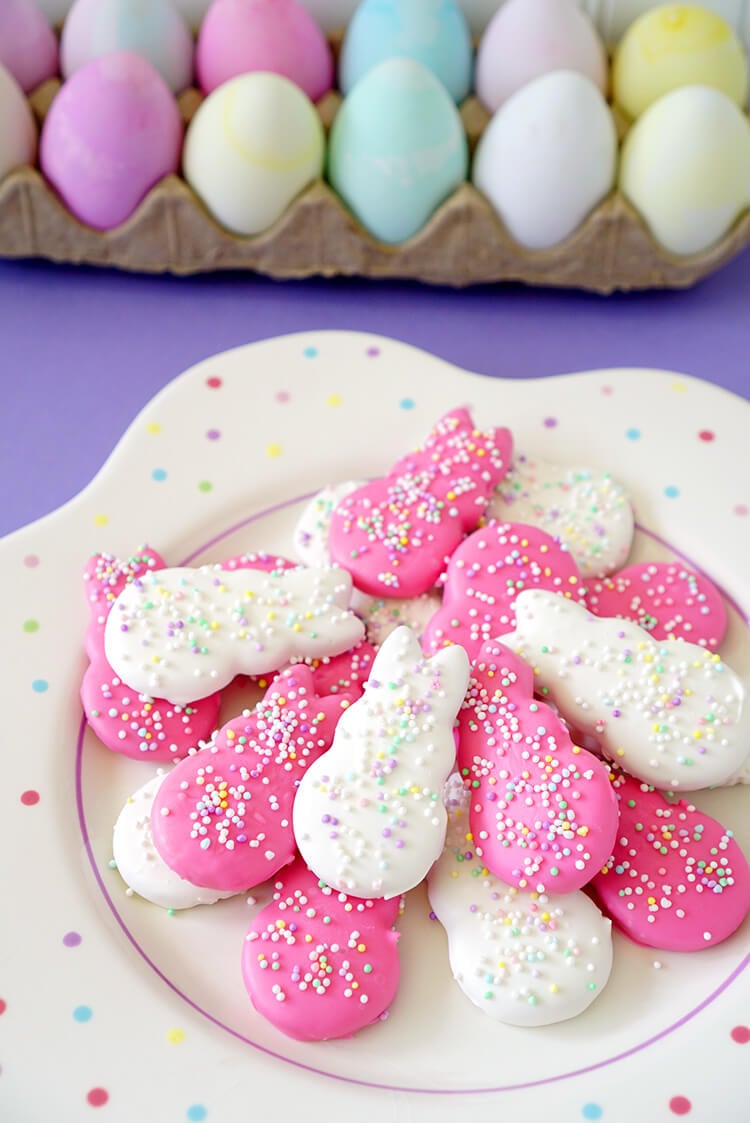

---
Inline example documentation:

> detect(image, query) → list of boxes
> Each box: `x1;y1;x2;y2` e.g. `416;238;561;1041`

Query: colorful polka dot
20;790;40;806
166;1028;185;1044
266;444;282;458
206;429;221;441
73;1005;93;1023
326;394;342;408
698;430;715;442
206;376;222;389
0;999;7;1015
543;417;558;428
582;1105;603;1120
626;428;640;440
399;397;415;410
186;1106;207;1121
63;932;82;948
731;1025;750;1044
601;385;613;395
86;1088;109;1108
23;619;39;633
734;504;748;517
670;382;688;393
32;679;48;693
366;346;381;357
275;390;290;403
93;514;109;528
146;422;162;435
664;486;680;499
23;554;39;568
303;346;318;358
151;469;167;482
669;1096;692;1115
198;481;213;493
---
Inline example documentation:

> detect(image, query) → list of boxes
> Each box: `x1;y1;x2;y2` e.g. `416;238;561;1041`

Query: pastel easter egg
0;0;59;93
40;52;183;231
195;0;334;100
473;70;617;250
475;0;607;113
183;71;325;235
0;63;37;181
339;0;473;103
619;84;750;255
61;0;194;94
612;3;748;119
328;57;468;244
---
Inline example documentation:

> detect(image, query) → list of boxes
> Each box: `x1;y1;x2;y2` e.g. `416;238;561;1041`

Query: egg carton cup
3;76;750;293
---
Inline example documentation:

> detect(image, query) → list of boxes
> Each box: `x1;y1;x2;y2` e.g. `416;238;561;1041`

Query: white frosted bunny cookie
293;480;366;568
487;453;634;578
104;564;364;704
427;778;613;1027
293;626;470;898
501;589;750;791
112;772;237;910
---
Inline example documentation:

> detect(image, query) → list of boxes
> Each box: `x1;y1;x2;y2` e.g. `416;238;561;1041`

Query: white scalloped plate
1;332;749;1123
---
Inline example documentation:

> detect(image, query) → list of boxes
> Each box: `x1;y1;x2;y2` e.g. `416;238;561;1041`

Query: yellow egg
612;3;748;119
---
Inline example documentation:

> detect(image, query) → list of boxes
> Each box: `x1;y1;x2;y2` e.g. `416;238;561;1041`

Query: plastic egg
183;72;325;235
0;0;59;93
339;0;473;103
61;0;194;94
0;63;37;182
328;57;468;244
612;4;748;119
619;84;750;255
196;0;334;100
40;52;183;230
475;0;607;113
473;70;617;250
172;0;213;28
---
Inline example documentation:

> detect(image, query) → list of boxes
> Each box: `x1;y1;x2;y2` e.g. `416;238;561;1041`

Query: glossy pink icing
150;665;347;892
328;408;513;598
591;769;750;951
0;0;59;93
196;0;334;99
40;51;183;231
241;857;400;1040
422;520;585;662
586;561;728;651
457;640;618;893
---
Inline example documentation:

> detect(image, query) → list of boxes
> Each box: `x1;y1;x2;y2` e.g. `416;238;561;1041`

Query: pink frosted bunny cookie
591;770;750;950
305;639;376;701
503;589;750;791
587;561;728;651
427;776;613;1027
328;408;513;597
422;521;585;663
241;857;401;1041
355;589;442;648
150;666;347;892
81;546;221;761
487;453;634;578
104;563;364;704
457;640;618;893
293;626;470;899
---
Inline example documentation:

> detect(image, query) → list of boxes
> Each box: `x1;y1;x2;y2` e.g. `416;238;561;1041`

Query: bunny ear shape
83;545;166;656
423;641;472;710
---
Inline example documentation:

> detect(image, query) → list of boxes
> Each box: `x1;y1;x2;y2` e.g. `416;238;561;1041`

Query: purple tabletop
2;251;749;538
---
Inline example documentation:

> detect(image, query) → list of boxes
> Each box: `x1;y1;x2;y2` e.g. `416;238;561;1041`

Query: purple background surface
2;252;749;538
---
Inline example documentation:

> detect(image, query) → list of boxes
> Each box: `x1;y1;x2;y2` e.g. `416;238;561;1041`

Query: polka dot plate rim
1;332;748;1123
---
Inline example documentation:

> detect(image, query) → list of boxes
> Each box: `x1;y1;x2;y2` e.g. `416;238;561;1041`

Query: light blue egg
328;57;468;244
339;0;474;103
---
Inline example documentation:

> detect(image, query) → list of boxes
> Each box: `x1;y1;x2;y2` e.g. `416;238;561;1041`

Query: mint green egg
328;57;468;245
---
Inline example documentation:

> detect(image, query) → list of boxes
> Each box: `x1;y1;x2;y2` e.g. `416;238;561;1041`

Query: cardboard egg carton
2;51;750;292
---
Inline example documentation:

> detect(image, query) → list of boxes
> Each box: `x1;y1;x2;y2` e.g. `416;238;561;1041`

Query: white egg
0;63;37;183
183;71;325;236
619;84;750;256
472;69;617;250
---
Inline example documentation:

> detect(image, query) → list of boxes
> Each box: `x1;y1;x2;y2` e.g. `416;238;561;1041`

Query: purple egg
40;51;183;231
0;0;60;93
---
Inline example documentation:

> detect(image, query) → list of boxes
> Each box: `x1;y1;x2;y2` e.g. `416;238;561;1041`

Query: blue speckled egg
328;57;468;244
339;0;473;102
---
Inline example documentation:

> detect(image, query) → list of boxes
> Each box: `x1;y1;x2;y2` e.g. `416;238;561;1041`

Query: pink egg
0;0;59;93
475;0;607;113
196;0;334;100
40;52;183;231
